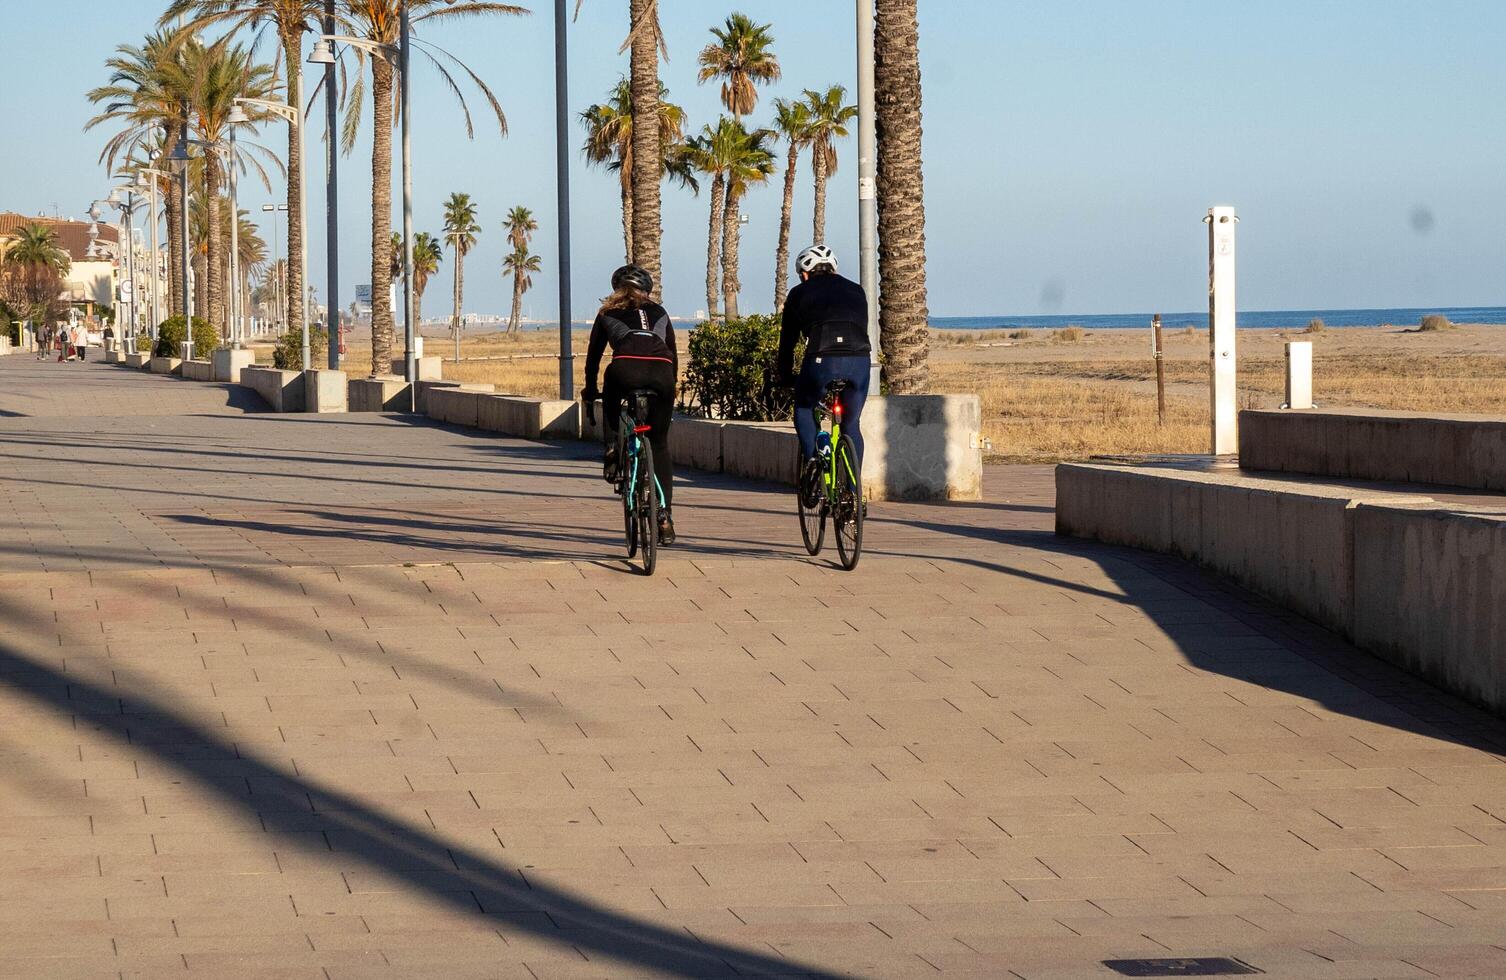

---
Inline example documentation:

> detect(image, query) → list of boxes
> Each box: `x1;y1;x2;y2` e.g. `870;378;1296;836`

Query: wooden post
1152;313;1166;426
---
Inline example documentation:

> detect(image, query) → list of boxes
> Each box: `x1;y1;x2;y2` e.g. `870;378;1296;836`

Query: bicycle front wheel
797;455;826;555
637;438;659;576
833;434;863;571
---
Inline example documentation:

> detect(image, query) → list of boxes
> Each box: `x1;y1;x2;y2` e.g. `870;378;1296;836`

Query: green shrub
272;326;328;370
681;314;802;421
1419;313;1454;332
1303;318;1327;334
153;315;218;358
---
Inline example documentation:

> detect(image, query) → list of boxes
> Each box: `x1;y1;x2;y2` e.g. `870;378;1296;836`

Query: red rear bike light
833;403;842;416
634;424;652;434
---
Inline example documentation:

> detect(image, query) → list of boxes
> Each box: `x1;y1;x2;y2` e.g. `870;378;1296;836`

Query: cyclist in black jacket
583;265;678;545
777;245;872;486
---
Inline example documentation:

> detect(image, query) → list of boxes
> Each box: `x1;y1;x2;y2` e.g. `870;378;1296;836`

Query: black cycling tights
603;358;675;511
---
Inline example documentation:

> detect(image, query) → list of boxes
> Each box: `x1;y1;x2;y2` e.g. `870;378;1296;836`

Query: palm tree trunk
774;143;800;312
165;123;185;318
721;187;741;321
628;0;662;295
875;0;930;393
509;271;524;334
205;158;225;338
619;173;634;262
704;173;724;321
811;145;829;245
282;31;306;337
451;246;463;357
370;57;395;376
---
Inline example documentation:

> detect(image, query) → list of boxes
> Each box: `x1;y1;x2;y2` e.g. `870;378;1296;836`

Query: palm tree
503;246;542;335
770;97;812;312
162;1;338;339
175;38;277;335
696;12;780;122
1;225;72;331
803;85;857;246
441;192;480;358
718;124;775;320
685;119;735;321
504;206;538;253
6;225;70;273
85;29;192;318
875;0;930;393
410;232;442;320
627;0;667;296
580;77;695;262
342;0;525;377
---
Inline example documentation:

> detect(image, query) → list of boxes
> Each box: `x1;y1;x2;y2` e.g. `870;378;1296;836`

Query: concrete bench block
149;356;182;375
391;355;443;381
427;387;486;428
104;350;124;364
212;348;255;383
124;352;151;368
240;366;305;412
1056;462;1432;636
670;418;725;472
477;396;581;439
180;359;214;381
348;376;410;413
861;394;983;502
1353;503;1506;712
304;369;347;413
415;379;492;415
1241;408;1506;492
722;423;800;486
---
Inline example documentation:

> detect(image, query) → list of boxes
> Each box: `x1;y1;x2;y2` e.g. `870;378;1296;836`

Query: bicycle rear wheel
622;435;638;559
637;439;659;575
797;455;826;555
833;434;863;571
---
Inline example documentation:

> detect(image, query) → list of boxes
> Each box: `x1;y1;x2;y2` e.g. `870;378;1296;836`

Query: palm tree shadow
0;594;847;979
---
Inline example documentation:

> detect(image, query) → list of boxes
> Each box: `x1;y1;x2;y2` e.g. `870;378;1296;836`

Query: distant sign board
354;284;373;303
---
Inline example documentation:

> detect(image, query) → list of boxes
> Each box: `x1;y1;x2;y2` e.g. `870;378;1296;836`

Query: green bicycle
798;380;864;570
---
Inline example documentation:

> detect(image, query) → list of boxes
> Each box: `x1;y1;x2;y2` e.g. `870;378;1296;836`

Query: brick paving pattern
2;356;1506;979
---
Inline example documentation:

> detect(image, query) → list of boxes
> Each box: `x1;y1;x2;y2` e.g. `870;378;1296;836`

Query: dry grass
1051;326;1086;344
1419;313;1455;332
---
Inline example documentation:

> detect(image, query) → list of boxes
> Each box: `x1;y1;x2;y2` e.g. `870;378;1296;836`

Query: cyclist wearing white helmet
778;244;873;487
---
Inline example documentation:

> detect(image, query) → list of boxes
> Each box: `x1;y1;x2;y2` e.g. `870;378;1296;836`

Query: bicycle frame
618;408;667;509
813;398;858;504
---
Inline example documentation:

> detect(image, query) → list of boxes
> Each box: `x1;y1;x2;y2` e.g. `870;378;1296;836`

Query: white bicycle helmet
796;244;838;275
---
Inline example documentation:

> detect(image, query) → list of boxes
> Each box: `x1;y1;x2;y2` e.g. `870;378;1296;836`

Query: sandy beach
321;319;1506;463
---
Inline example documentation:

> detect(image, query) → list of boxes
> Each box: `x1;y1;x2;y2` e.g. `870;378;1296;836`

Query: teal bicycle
589;389;666;576
798;380;864;570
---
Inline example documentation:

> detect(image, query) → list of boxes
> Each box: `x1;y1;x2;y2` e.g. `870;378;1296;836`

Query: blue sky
3;1;1503;319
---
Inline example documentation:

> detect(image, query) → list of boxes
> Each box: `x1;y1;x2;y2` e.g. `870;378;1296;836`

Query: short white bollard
1285;341;1313;410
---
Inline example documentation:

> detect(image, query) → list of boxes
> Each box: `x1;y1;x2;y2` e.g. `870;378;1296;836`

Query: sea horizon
928;305;1506;331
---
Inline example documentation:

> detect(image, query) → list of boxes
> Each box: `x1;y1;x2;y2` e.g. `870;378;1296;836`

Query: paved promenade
3;355;1506;979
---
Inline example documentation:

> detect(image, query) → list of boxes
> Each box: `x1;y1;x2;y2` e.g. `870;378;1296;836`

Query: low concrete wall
427;387;485;428
349;376;409;413
124;352;150;369
304;370;347;414
180;359;214;381
477;396;580;440
1352;503;1506;712
722;423;801;487
149;356;182;375
104;350;124;364
415;379;493;415
863;395;983;502
1241;408;1506;492
670;418;725;473
212;348;255;384
240;366;305;412
1056;462;1432;636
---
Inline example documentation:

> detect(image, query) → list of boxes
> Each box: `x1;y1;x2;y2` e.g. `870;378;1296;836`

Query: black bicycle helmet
611;264;654;293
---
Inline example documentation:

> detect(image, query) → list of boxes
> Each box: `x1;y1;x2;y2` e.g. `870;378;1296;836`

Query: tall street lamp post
262;203;289;334
309;8;340;369
236;96;310;368
553;0;573;401
138;168;172;339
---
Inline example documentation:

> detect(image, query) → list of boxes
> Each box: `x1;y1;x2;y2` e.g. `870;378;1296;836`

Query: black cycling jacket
777;272;871;380
584;302;677;394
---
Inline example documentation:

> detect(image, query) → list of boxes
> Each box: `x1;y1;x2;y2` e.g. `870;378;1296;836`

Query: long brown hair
598;284;652;315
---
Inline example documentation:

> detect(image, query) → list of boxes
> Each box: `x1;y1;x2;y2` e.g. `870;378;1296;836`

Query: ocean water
930;306;1506;331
